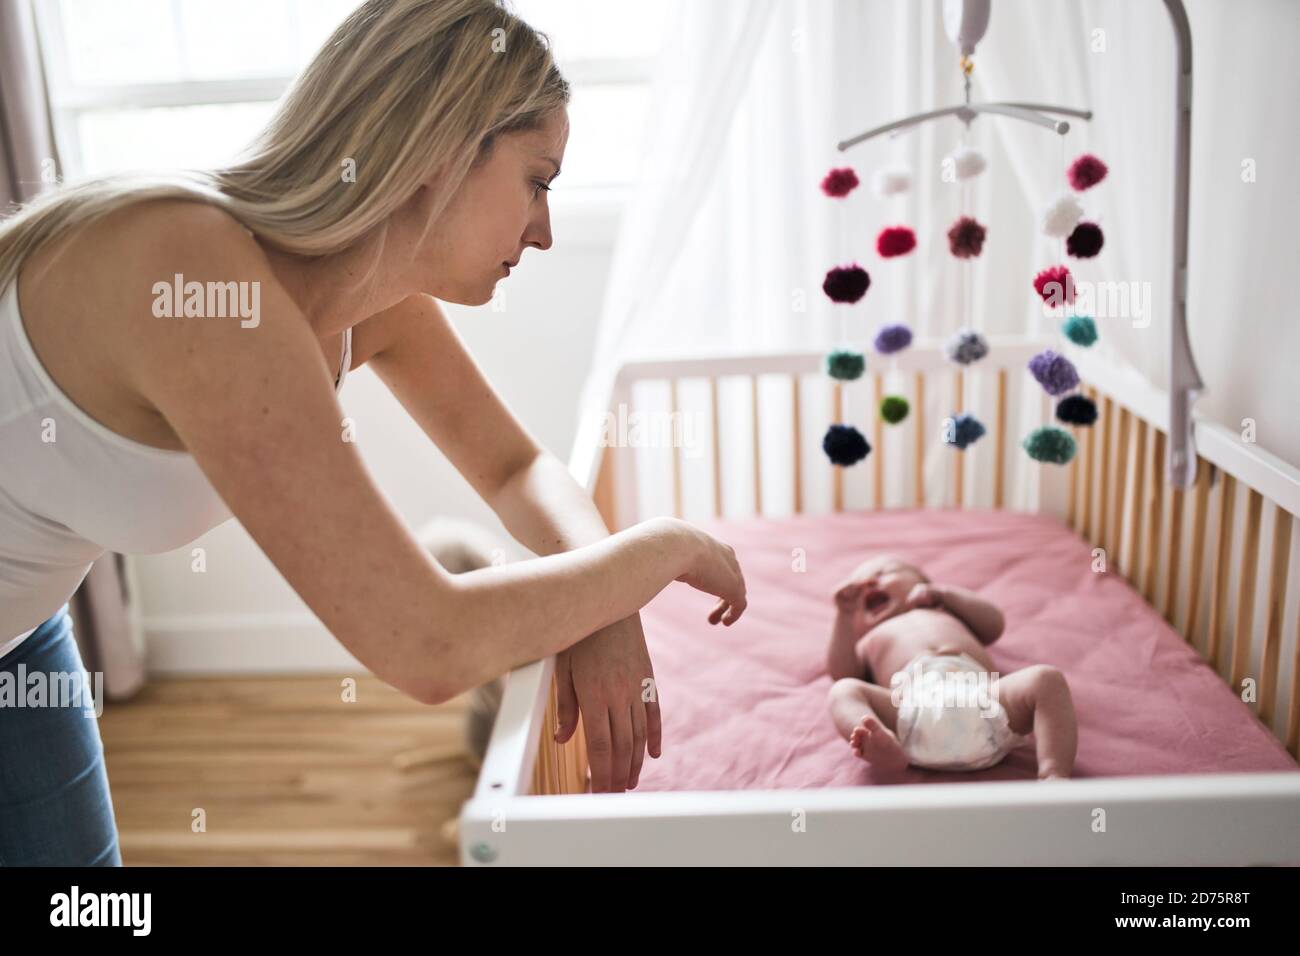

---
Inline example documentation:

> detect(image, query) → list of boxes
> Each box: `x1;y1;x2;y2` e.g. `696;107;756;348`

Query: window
36;0;669;206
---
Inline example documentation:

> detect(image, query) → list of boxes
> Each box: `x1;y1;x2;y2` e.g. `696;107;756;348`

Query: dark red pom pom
875;226;916;258
947;216;987;259
1033;265;1075;306
1068;154;1108;191
823;264;871;304
1066;221;1104;258
820;167;860;198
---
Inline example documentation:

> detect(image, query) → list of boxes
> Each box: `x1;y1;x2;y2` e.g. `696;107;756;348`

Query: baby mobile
814;0;1106;482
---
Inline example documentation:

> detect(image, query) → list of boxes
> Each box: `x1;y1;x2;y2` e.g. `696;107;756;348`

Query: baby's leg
995;666;1078;779
827;678;907;772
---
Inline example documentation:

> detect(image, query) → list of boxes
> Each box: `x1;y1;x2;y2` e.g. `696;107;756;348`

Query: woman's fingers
645;694;663;760
584;705;613;793
608;707;634;793
628;703;647;788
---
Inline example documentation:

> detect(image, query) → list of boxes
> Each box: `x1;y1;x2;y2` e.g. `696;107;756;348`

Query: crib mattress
632;508;1298;790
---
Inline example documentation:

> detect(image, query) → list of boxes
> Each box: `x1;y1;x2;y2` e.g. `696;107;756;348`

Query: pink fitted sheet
634;508;1298;790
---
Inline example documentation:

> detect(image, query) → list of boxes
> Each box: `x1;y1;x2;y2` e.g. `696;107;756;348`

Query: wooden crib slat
1110;407;1131;573
953;370;965;509
791;375;803;515
1143;430;1167;603
710;377;722;518
1259;506;1293;729
832;380;843;512
1207;472;1237;670
669;378;682;519
751;375;762;516
914;372;925;508
1125;418;1148;584
995;370;1007;511
1288;609;1300;757
1082;387;1097;541
1163;483;1185;625
1230;488;1264;692
873;375;883;509
1098;396;1114;558
1184;460;1213;645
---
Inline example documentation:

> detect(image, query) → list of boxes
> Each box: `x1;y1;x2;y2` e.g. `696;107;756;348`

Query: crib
459;337;1300;865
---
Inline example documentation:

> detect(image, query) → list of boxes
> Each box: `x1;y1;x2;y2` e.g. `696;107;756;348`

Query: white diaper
892;652;1025;771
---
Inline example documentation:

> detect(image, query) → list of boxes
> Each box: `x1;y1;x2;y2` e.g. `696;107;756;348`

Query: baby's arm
933;586;1005;644
827;608;866;681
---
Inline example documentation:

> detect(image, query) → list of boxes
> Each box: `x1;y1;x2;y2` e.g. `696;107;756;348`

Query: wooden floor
98;675;477;866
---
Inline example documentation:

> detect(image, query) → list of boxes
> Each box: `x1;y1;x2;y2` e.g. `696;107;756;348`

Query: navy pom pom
944;413;986;450
823;424;871;465
1066;221;1104;258
822;264;871;304
1056;394;1098;426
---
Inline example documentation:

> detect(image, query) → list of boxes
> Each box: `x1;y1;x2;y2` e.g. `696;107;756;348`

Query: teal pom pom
1062;315;1098;347
1023;426;1077;464
880;395;910;425
825;348;866;381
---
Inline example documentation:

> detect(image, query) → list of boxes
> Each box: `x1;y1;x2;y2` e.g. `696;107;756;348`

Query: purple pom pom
873;324;913;354
1028;349;1081;396
823;264;871;304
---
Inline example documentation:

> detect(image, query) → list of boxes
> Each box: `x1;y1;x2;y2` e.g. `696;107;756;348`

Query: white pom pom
1041;194;1085;238
871;166;912;197
948;145;987;181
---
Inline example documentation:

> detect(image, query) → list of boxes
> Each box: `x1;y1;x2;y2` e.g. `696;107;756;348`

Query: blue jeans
0;604;122;866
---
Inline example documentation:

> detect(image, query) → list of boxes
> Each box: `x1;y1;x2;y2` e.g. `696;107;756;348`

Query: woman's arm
115;206;744;704
364;294;665;791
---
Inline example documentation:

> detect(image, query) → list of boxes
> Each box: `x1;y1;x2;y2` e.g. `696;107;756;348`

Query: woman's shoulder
94;198;268;277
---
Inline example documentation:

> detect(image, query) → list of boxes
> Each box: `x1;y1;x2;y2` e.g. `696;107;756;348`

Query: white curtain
574;0;1300;523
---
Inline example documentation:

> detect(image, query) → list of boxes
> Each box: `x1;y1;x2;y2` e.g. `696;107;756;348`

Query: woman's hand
554;614;661;792
666;518;747;626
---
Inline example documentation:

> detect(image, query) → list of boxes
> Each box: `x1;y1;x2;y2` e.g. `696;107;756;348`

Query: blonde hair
0;0;569;290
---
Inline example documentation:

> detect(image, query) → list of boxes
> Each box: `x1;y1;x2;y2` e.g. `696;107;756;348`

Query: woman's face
415;108;569;305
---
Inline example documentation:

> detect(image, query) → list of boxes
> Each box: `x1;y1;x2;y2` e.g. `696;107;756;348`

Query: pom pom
823;424;871;466
1042;194;1085;238
945;413;986;450
871;166;912;197
876;225;916;258
823;264;871;304
1033;265;1076;306
947;145;987;181
825;348;866;381
880;395;910;424
1028;349;1081;396
945;328;989;365
1023;426;1077;464
820;166;859;198
1062;315;1098;347
1056;394;1098;426
1066;221;1104;258
873;323;913;354
1068;154;1108;191
947;215;987;258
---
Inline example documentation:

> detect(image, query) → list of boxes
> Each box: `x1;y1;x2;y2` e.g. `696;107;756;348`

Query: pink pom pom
1068;154;1108;191
875;226;916;258
1033;265;1076;307
820;167;860;198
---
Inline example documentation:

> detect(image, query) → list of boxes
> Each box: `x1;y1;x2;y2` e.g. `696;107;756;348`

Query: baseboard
143;613;365;676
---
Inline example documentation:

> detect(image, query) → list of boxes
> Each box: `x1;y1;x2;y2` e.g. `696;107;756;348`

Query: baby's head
856;555;929;612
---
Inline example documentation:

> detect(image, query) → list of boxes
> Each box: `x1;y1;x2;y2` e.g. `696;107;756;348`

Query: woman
0;0;746;866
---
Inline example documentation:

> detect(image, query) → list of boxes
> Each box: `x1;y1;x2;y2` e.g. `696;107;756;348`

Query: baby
825;555;1077;780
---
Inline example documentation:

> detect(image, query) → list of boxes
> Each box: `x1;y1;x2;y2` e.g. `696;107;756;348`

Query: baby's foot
849;715;909;772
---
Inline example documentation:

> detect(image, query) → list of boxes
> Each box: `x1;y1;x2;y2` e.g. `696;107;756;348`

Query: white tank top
0;274;352;657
